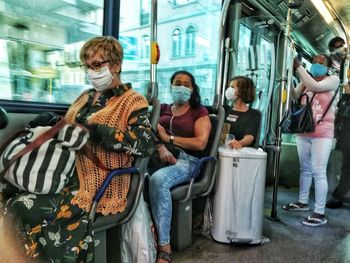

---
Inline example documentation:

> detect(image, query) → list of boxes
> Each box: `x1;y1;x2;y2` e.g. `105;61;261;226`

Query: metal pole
268;0;293;221
216;0;231;107
150;0;159;98
103;0;120;37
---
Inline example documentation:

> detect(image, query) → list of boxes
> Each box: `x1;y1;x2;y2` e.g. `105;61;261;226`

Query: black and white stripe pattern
0;124;89;194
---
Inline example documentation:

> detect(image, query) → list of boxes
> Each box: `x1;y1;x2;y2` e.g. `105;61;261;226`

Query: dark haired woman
149;70;211;262
283;54;340;227
224;76;260;149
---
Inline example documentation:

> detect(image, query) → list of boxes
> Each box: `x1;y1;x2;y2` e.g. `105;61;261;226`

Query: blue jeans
149;151;198;246
296;136;333;215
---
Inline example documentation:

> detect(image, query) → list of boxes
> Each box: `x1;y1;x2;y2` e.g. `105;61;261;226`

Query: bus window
0;0;104;104
234;17;278;145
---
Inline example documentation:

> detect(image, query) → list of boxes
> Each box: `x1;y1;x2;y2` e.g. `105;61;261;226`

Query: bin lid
218;146;267;159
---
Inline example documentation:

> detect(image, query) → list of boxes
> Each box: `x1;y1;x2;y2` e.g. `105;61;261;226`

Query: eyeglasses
80;60;110;72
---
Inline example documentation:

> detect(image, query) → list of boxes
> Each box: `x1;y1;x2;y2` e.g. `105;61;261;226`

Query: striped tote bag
0;119;89;194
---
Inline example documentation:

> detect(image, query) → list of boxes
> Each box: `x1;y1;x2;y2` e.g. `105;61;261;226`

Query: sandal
302;214;327;227
282;202;310;211
157;250;172;263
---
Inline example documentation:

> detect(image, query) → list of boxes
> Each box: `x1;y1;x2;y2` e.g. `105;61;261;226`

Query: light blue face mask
310;63;328;77
171;85;192;104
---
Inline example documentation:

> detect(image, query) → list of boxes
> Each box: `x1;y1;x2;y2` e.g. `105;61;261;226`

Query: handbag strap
317;86;340;124
0;117;66;177
300;92;316;104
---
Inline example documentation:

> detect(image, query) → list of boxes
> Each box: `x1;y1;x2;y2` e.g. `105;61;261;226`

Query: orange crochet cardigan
65;89;148;215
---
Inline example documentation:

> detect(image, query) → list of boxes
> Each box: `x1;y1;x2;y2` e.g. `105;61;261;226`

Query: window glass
120;0;222;105
0;0;104;104
172;0;197;6
140;0;151;26
235;17;279;145
185;26;196;56
172;28;182;57
141;35;151;59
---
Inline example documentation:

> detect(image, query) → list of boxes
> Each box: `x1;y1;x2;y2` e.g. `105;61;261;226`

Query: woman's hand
157;124;170;143
229;139;243;149
293;58;301;70
157;145;177;164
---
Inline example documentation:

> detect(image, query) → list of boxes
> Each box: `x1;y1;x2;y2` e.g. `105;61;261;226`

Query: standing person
149;70;211;263
328;36;346;77
282;54;340;226
223;76;261;149
326;37;350;209
1;36;156;262
327;82;350;209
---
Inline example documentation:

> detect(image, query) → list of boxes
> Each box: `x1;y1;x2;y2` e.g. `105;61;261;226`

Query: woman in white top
283;54;340;227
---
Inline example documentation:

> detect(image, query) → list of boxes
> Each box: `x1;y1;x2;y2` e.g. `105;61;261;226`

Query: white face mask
225;87;238;101
87;66;114;92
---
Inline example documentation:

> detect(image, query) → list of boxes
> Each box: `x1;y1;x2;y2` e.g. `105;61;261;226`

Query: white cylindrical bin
211;147;267;244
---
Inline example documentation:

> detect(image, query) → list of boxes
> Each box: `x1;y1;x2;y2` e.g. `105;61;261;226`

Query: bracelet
169;135;175;144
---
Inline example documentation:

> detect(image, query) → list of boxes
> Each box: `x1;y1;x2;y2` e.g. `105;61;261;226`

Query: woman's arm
291;81;305;100
157;115;211;151
229;134;254;149
296;65;340;92
87;108;156;156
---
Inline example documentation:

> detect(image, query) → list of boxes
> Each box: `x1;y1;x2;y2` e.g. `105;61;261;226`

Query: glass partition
233;16;280;144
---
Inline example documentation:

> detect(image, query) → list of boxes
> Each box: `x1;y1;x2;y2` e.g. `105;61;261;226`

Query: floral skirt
1;176;94;263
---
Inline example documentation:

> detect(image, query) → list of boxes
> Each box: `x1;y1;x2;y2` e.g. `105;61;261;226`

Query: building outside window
141;35;150;59
185;25;196;56
172;0;197;6
0;0;104;104
118;0;222;104
1;0;221;105
172;28;182;57
140;0;151;26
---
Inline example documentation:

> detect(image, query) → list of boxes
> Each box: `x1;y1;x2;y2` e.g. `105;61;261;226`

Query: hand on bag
229;139;243;149
157;145;177;164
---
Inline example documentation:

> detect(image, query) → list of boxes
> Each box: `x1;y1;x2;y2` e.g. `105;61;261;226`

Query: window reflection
0;0;103;104
1;0;221;105
235;18;277;144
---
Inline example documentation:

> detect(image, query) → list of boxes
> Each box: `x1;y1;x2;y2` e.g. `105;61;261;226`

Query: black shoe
326;198;343;209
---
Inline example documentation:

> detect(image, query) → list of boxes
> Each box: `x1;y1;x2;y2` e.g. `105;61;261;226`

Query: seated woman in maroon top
149;71;211;263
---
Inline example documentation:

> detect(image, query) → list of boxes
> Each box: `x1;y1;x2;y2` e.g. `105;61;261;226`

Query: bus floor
173;186;350;263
